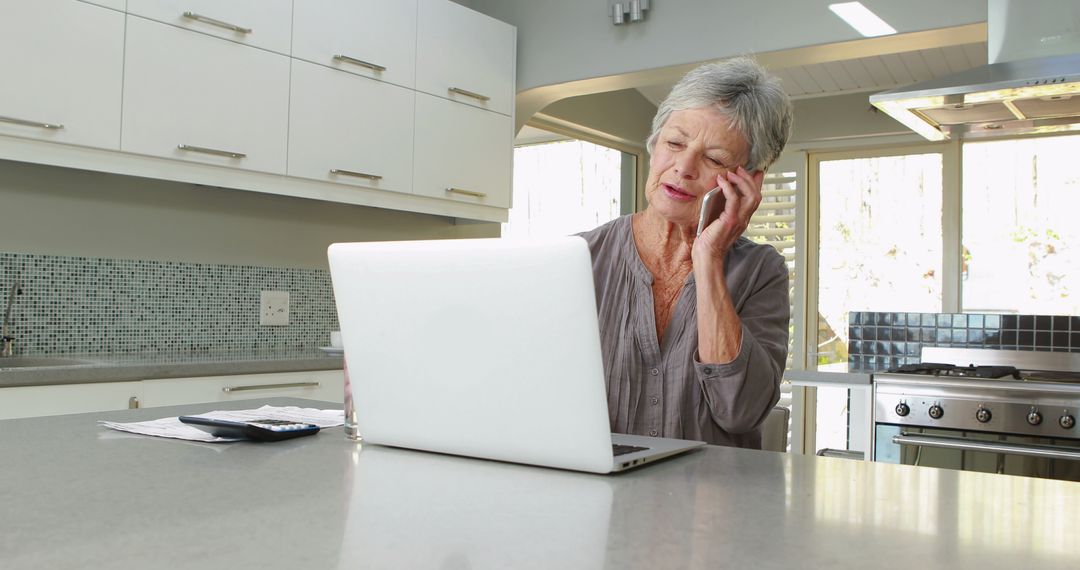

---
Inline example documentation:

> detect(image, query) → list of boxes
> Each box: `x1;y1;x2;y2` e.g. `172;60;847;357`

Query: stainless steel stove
873;348;1080;481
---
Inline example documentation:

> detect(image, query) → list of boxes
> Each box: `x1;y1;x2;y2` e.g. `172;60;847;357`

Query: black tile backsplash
848;311;1080;372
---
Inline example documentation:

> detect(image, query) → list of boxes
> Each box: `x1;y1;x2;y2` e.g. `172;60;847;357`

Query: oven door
874;423;1080;481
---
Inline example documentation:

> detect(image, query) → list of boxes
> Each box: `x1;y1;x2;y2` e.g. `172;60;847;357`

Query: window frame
522;114;647;213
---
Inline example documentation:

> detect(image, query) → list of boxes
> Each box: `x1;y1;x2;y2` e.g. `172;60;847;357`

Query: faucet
2;276;23;357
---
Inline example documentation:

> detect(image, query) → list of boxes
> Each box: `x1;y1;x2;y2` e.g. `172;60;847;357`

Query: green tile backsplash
1;252;338;355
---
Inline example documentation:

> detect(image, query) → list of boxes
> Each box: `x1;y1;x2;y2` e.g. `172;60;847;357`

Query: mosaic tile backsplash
0;252;338;355
848;312;1080;372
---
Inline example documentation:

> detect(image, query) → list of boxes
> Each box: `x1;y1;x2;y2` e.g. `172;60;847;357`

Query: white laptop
327;236;705;474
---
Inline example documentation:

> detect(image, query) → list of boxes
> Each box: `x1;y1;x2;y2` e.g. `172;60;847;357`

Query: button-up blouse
579;215;789;448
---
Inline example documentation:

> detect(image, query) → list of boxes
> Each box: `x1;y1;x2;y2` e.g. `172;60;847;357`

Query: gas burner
888;362;1020;379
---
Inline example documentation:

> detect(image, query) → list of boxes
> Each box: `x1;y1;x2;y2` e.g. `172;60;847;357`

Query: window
808;148;944;452
961;134;1080;314
502;135;637;238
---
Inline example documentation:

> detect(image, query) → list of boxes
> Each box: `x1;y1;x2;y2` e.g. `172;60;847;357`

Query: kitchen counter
784;369;873;386
2;398;1078;570
0;349;343;388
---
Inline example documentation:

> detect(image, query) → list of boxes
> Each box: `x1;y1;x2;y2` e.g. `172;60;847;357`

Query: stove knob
976;407;992;423
1061;414;1076;430
1026;410;1042;426
895;402;910;417
928;404;944;420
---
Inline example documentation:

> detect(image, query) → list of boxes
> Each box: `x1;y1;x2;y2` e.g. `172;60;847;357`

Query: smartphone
696;187;725;236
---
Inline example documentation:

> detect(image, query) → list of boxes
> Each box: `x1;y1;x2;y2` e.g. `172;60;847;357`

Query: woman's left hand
692;166;765;265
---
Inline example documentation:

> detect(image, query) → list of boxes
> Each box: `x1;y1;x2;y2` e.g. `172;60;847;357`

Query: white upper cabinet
121;16;290;174
413;92;511;207
416;0;515;116
0;0;124;149
292;0;417;89
288;60;414;194
79;0;126;10
126;0;292;55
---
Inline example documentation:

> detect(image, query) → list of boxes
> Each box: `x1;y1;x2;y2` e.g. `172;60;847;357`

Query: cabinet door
126;0;292;55
0;381;141;420
121;16;290;175
413;93;511;207
141;370;345;408
0;0;123;149
292;0;417;89
288;60;414;194
416;0;515;116
79;0;126;10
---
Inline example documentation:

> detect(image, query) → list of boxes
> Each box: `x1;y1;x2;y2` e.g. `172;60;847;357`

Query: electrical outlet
260;290;290;326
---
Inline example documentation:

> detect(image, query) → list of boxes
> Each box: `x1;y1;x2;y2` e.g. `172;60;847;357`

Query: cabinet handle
330;168;383;181
182;11;252;34
222;381;321;393
178;144;246;159
128;396;140;409
332;54;387;73
0;114;63;130
446;187;487;198
448;87;491;102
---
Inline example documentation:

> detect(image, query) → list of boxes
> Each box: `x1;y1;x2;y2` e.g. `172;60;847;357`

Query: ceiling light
828;2;897;37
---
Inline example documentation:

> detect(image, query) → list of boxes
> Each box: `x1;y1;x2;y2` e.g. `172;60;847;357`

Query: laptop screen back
328;237;615;472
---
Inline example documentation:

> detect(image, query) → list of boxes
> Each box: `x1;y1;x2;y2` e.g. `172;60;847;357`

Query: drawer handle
448;87;490;102
332;54;387;73
330;168;383;181
178;144;246;159
446;187;486;198
222;381;321;393
0;114;63;130
182;11;252;34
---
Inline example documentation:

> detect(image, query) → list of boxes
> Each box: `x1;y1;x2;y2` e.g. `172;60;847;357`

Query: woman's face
645;107;750;227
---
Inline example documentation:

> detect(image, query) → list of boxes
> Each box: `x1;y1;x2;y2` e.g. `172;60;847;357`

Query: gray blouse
579;215;789;448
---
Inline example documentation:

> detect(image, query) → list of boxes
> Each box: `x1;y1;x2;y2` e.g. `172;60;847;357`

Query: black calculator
178;416;321;442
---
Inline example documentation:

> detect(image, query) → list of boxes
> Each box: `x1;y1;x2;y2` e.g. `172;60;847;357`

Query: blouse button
703;367;713;374
650;368;659;376
649;429;658;437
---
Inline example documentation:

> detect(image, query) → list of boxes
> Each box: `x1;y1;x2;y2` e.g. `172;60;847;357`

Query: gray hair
646;57;793;172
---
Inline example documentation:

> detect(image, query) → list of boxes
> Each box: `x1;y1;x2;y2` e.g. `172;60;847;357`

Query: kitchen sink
0;357;98;369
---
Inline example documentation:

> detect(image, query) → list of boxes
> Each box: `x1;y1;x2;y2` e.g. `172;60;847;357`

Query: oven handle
893;433;1080;461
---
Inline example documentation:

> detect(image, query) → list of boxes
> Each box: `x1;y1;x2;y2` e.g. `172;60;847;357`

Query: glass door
808;147;945;453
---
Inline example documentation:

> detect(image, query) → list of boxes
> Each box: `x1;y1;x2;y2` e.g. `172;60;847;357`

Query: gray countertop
0;349;343;388
2;397;1079;570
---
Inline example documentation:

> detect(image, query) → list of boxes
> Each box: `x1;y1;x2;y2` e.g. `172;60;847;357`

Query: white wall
0;160;500;269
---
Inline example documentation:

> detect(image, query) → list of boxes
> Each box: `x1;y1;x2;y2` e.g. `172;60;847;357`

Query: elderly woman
579;57;793;448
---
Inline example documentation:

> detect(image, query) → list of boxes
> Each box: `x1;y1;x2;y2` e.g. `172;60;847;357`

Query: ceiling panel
942;44;973;72
879;53;917;85
787;66;826;96
922;47;953;78
635;42;989;105
899;51;935;83
823;61;860;91
839;59;875;89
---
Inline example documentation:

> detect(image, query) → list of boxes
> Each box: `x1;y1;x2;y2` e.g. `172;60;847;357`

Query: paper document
99;405;345;443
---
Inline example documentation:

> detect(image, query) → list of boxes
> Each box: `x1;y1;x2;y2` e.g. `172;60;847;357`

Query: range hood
870;0;1080;141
